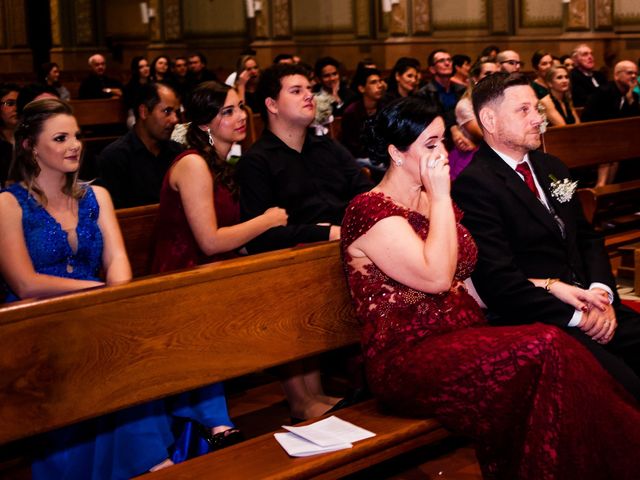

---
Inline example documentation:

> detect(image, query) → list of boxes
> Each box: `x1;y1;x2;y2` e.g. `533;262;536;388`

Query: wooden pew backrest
0;242;358;445
116;204;159;278
542;117;640;169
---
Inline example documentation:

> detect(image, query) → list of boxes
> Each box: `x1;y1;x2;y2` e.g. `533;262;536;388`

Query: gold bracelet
544;278;560;291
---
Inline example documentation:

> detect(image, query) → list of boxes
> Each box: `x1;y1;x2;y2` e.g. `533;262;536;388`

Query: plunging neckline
19;184;81;256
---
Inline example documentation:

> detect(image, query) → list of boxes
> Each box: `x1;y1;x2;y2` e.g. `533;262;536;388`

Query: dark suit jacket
570;69;607;107
581;81;640;122
451;143;616;328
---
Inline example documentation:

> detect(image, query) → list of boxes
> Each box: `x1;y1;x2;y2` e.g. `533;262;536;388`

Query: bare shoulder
0;190;21;212
175;152;209;173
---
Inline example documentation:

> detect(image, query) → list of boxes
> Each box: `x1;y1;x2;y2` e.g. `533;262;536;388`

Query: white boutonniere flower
548;174;578;203
310;90;334;136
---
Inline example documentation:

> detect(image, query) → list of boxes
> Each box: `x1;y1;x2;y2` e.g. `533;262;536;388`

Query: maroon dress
341;191;640;479
152;150;240;273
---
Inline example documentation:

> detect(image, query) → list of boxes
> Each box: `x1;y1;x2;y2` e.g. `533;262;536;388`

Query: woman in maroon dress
341;97;640;479
152;81;287;273
151;82;287;453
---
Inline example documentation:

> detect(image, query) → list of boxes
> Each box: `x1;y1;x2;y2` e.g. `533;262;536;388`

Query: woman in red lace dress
341;97;640;479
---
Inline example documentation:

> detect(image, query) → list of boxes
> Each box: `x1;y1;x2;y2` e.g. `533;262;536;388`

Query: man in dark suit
569;43;607;107
452;72;640;400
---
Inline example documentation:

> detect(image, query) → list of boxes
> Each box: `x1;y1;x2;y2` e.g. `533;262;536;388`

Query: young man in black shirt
238;63;373;254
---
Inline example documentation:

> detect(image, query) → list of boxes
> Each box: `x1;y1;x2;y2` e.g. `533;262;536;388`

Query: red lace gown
152;150;240;273
341;191;640;479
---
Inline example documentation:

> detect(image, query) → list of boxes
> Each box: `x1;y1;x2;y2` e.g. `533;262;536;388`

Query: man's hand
579;304;617;344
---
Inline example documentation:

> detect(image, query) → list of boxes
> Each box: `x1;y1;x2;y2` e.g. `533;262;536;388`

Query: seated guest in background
530;50;553;99
79;53;124;99
124;56;151;127
570;43;606;107
560;54;575;72
540;65;581;126
381;57;420;104
343;95;640;480
238;63;373;254
150;55;174;85
496;49;523;73
349;57;378;93
479;44;500;62
273;53;294;64
450;58;499;179
450;54;471;87
313;56;356;116
340;67;386;178
172;55;190;104
0;83;19;186
452;72;640;401
98;83;183;208
228;54;261;111
152;81;287;273
38;62;70;100
417;49;466;130
582;60;640;186
187;51;217;92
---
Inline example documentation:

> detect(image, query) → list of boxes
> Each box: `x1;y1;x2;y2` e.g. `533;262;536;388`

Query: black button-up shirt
238;129;373;253
97;130;184;209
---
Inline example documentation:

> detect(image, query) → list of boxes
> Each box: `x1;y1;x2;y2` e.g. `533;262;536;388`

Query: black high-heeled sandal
198;425;244;451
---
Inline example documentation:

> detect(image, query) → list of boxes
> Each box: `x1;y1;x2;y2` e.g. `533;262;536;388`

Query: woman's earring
207;127;214;146
393;157;403;167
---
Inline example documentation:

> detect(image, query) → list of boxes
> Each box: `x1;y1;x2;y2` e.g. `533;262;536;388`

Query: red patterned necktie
515;162;540;199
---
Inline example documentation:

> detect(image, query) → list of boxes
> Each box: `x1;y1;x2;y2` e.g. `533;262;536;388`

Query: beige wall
1;0;640;76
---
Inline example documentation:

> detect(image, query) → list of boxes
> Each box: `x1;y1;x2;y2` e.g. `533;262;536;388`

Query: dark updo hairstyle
10;98;83;203
531;50;551;71
186;81;238;196
364;97;441;167
386;57;420;95
129;55;148;84
38;62;60;85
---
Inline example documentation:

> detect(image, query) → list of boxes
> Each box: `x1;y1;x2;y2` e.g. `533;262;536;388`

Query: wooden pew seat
146;400;449;480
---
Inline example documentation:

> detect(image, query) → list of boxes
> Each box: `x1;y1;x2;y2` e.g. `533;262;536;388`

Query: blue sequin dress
2;183;103;301
1;183;233;479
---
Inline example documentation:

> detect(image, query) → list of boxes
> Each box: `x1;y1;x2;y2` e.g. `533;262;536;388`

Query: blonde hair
9;98;84;204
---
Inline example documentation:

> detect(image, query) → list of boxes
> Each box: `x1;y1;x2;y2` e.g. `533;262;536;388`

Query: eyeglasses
0;99;17;107
434;58;453;64
500;60;525;67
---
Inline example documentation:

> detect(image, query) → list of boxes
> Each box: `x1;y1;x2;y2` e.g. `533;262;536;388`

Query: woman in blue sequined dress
0;98;179;478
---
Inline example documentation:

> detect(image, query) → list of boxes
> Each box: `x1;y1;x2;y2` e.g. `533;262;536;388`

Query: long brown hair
9;98;83;204
186;81;238;196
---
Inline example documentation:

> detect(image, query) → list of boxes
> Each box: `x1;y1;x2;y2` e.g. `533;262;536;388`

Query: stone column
49;0;101;70
148;0;185;50
389;0;409;36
